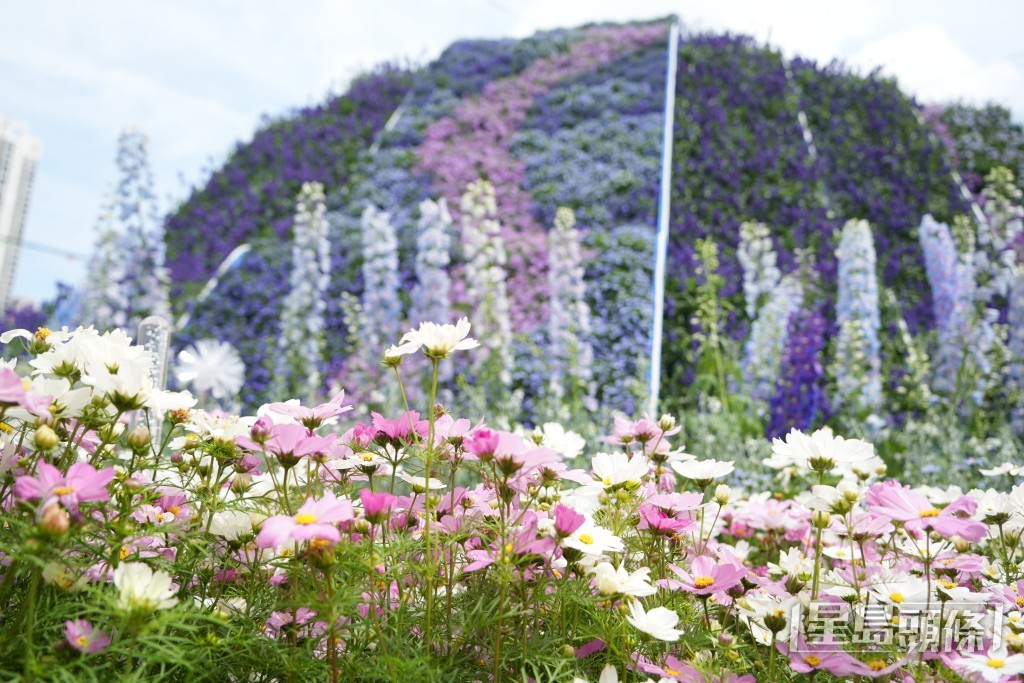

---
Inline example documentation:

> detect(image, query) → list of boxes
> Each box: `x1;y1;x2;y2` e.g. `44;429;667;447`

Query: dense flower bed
4;323;1024;682
163;65;412;298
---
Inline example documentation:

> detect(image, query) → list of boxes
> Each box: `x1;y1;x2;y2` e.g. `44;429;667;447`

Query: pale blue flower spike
138;315;172;443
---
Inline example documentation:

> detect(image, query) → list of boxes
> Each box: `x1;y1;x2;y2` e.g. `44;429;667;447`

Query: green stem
24;569;40;681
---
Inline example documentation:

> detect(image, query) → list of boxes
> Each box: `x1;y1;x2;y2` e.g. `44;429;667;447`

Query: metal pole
648;20;681;417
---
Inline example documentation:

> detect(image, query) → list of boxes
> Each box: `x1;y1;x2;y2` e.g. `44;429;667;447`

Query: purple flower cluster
792;59;967;333
768;308;829;438
164;65;412;297
416;22;667;333
933;103;1024;196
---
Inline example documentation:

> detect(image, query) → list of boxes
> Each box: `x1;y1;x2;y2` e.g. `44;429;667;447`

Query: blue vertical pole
648;20;681;417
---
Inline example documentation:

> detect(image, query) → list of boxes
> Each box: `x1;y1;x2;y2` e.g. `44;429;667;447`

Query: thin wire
0;234;87;261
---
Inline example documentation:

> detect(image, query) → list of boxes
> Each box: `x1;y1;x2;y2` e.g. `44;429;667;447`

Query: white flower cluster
359;204;402;369
737;221;781;319
409;198;453;328
79;128;170;333
460;180;512;386
547;207;595;409
833;219;882;411
741;274;802;410
272;182;330;403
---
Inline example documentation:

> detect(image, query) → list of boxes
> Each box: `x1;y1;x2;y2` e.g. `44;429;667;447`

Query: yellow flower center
359;453;375;462
308;538;333;553
294;513;318;525
919;508;941;518
37;327;52;340
75;636;89;647
167;506;181;516
988;659;1005;669
0;422;12;434
119;546;130;560
1015;596;1024;608
53;486;75;496
889;592;905;604
939;580;956;589
665;669;680;677
504;543;514;554
21;379;32;391
602;476;612;486
868;660;886;672
804;656;821;667
578;533;594;545
694;576;715;589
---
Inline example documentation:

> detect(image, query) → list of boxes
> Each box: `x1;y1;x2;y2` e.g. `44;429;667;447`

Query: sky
2;0;1023;305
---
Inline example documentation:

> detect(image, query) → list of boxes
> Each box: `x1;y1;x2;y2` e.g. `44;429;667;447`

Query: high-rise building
0;115;42;312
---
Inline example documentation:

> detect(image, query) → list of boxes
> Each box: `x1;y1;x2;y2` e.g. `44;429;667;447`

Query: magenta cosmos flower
359;488;396;525
0;367;52;415
865;481;987;542
238;423;334;464
257;493;354;549
671;555;747;596
14;462;114;509
64;619;112;654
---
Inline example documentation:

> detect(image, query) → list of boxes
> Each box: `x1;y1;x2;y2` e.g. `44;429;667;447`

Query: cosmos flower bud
34;425;60;450
39;503;70;535
658;414;676;432
250;417;273;444
812;510;831;528
715;484;731;505
126;427;151;450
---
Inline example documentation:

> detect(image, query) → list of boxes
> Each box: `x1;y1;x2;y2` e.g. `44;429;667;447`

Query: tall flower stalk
742;275;802;412
410;198;453;327
271;182;330;403
737;221;782;319
460;180;512;394
831;219;882;412
547;207;594;412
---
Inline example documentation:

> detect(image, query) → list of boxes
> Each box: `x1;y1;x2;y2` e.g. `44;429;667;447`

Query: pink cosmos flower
64;619;111;654
14;462;114;509
670;555;747;596
371;411;428;443
265;390;352;429
782;638;870;676
463;514;555;572
0;368;52;416
360;489;397;525
238;423;335;464
553;504;586;537
257;493;354;549
638;506;696;536
464;427;500;460
865;481;988;541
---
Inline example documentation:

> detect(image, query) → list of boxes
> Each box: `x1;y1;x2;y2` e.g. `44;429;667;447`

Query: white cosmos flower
392;317;480;359
767;548;813;579
671;458;734;482
174;339;246;400
591;451;649;488
208;510;257;541
397;472;446;492
591;562;657;598
114;562;178;612
956;644;1024;682
869;571;928;606
769;427;874;470
563;522;624;556
625;601;684;641
539;422;585;460
969;488;1014;520
981;462;1024;477
573;665;621;683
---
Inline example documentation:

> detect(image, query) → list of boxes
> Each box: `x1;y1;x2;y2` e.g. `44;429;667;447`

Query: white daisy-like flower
208;510;257;541
591;451;649;488
391;317;480;359
766;548;813;579
671;458;734;482
955;644;1024;682
397;472;446;493
770;427;874;471
591;562;657;598
563;522;624;556
114;562;178;612
538;422;586;460
573;664;620;683
869;571;928;606
980;462;1024;477
174;339;245;400
625;601;683;642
